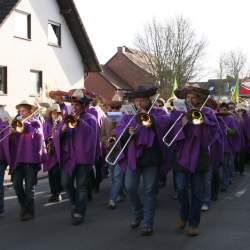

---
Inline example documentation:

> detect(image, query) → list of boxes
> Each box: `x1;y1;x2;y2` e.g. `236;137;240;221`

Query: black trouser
61;165;91;216
48;164;62;196
13;164;39;214
211;168;220;200
93;158;103;192
235;150;247;174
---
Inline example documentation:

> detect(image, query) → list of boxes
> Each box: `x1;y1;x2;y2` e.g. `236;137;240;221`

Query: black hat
133;85;158;98
174;84;209;99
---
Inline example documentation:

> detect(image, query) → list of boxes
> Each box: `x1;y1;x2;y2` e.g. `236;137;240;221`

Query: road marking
43;198;69;207
235;188;247;198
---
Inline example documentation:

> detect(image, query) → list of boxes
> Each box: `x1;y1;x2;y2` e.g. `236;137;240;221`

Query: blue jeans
221;153;234;189
13;164;39;213
110;164;125;202
175;171;205;228
203;167;212;206
0;163;7;211
61;165;91;216
125;166;158;228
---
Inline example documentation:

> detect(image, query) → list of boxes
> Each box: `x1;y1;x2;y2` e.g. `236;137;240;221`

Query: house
0;0;100;114
191;77;236;101
85;46;155;103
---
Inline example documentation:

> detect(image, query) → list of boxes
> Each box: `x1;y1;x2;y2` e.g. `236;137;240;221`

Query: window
48;21;61;46
0;66;7;94
29;70;42;96
14;10;31;39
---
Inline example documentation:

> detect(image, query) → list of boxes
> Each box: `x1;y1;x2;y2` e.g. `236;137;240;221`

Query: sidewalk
4;168;48;187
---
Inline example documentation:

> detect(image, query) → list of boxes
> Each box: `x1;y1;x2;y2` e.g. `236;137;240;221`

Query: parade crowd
0;84;249;237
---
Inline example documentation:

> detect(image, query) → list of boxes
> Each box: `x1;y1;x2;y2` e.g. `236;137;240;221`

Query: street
1;169;250;250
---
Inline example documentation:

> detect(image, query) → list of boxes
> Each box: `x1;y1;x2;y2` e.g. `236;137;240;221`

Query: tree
218;50;247;80
135;16;207;98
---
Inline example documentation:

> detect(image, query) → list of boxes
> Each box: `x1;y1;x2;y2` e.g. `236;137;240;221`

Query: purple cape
169;107;220;173
61;112;98;175
222;115;241;153
10;117;47;171
86;106;105;159
210;117;224;167
116;108;171;172
42;119;62;172
0;121;11;165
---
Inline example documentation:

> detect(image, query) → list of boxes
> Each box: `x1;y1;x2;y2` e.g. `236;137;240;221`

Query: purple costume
0;120;11;165
60;112;98;175
169;107;220;173
10;117;47;171
42;119;62;172
116;108;171;172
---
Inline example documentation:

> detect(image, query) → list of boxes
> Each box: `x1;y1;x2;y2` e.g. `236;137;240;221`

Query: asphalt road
1;169;250;250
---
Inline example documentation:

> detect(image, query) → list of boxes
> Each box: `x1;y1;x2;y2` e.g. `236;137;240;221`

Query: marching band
0;84;249;237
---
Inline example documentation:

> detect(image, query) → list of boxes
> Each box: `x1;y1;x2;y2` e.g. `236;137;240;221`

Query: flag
231;78;239;104
171;77;178;97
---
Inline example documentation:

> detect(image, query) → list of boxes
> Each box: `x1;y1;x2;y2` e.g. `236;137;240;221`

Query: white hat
48;103;61;113
16;99;35;109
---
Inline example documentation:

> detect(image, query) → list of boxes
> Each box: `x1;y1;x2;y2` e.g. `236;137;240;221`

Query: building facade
0;0;100;114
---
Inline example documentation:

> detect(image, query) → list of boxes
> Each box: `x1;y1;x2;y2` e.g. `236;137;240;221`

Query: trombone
105;94;160;166
162;94;211;147
0;107;45;143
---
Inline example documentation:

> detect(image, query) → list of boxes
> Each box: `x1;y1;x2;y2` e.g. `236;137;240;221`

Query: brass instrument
45;120;59;156
162;94;210;147
166;97;175;111
137;113;153;128
105;94;160;166
64;114;79;128
187;109;204;125
108;136;116;145
0;107;45;143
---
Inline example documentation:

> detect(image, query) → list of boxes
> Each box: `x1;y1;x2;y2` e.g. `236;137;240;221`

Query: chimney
117;46;126;54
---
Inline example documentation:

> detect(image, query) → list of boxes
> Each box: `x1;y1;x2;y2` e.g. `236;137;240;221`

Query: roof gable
0;0;100;72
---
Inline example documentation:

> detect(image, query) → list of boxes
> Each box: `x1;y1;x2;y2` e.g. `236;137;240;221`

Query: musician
0;103;11;214
53;94;71;117
86;96;106;194
217;103;241;191
60;89;98;225
201;98;224;210
43;103;63;203
102;100;126;209
235;102;250;175
11;100;47;221
170;85;220;236
116;85;170;236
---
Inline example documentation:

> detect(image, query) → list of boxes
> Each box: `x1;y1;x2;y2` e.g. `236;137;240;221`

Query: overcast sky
74;0;250;80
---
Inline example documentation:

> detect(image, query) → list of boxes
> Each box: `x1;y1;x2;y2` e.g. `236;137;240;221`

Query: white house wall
0;0;85;115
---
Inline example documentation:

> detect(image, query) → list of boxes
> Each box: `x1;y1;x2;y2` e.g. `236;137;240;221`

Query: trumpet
105;94;160;166
187;109;204;125
137;113;153;128
166;97;175;111
64;114;79;128
162;94;210;147
0;107;45;143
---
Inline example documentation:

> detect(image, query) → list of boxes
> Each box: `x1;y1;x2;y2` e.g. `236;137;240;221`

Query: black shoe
19;207;26;220
141;226;153;236
20;212;34;222
71;213;84;226
130;217;143;229
48;194;62;203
